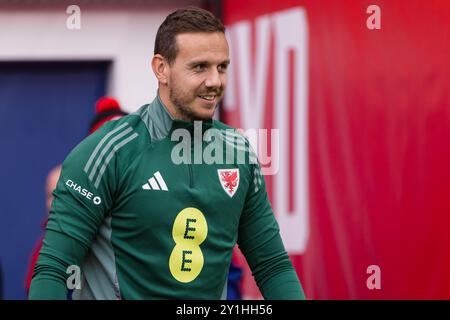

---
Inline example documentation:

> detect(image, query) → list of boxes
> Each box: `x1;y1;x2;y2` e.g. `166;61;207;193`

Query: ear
151;54;169;85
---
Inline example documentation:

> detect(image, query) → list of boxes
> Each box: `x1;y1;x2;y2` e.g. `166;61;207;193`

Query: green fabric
29;230;87;300
29;95;305;300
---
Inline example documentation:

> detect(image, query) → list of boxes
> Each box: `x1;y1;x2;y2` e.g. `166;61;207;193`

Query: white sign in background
224;7;309;254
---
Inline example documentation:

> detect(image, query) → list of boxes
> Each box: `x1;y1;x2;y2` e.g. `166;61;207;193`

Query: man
29;7;305;300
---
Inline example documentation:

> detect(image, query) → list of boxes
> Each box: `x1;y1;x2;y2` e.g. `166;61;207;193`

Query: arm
28;230;89;299
29;127;115;299
237;164;305;300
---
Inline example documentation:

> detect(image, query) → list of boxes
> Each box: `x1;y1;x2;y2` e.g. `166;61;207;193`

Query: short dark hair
154;7;225;64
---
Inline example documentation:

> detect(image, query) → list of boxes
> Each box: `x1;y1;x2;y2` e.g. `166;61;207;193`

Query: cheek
171;71;206;97
176;73;199;87
187;78;208;96
220;74;227;90
169;70;184;85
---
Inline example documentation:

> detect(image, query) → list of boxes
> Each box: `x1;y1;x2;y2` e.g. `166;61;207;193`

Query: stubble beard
169;83;221;122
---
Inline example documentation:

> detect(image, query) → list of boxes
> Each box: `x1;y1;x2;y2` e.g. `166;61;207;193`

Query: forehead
174;32;229;63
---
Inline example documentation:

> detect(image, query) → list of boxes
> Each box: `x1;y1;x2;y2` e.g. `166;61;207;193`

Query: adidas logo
142;171;168;191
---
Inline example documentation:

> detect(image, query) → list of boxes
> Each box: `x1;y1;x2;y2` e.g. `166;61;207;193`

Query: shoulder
212;119;241;133
211;120;249;145
77;111;147;152
63;107;151;176
212;120;257;163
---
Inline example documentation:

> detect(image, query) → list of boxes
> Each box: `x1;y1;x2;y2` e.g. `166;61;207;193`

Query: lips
198;95;216;101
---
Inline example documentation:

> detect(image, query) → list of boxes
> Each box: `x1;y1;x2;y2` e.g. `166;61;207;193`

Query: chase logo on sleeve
65;179;102;205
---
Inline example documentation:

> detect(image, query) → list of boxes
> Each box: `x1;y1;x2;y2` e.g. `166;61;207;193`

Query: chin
192;112;215;121
191;106;216;121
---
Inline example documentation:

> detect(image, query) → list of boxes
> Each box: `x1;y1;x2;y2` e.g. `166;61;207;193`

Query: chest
112;140;250;239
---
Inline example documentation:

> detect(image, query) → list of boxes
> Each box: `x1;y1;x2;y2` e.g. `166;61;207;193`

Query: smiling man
154;31;229;121
29;7;305;300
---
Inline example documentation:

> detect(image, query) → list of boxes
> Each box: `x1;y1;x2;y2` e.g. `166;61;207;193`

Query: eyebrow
187;59;230;67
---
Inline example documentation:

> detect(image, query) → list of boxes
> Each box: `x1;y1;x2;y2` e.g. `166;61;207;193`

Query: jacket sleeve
29;125;117;299
237;162;305;300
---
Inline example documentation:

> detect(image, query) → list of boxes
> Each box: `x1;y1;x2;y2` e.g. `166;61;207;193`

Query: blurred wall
0;61;109;299
0;2;200;112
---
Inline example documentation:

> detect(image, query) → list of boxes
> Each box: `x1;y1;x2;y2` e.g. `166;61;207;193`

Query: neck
158;87;193;122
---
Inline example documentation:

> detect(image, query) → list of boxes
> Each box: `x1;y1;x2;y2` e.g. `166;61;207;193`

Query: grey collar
137;93;215;143
137;94;175;142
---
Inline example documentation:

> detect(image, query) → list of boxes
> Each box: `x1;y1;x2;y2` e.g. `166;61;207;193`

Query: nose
204;69;222;89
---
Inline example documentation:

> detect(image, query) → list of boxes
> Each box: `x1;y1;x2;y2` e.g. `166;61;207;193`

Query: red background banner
221;0;450;299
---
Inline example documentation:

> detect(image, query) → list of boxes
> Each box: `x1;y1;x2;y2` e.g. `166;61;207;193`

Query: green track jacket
29;95;305;300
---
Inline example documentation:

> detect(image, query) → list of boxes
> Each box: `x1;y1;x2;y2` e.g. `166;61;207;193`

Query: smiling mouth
198;95;217;101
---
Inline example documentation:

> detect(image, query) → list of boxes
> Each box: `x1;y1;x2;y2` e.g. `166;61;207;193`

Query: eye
218;64;228;73
193;64;207;72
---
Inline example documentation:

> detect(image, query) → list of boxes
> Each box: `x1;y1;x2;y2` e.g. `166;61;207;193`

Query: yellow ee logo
169;207;208;283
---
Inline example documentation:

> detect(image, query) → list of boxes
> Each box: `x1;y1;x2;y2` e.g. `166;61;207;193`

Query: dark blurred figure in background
25;164;61;296
88;97;127;135
227;251;243;300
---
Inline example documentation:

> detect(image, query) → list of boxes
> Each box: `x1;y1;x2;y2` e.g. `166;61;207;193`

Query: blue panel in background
0;61;109;299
